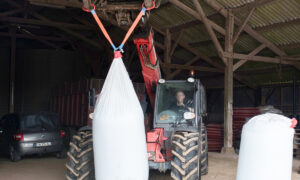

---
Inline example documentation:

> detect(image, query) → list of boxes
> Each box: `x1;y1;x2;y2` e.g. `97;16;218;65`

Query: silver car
0;112;66;161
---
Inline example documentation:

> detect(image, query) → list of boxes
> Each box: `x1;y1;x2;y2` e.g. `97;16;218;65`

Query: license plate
35;142;52;147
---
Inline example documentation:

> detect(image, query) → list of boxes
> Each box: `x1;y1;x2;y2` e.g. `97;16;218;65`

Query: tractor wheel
65;131;95;180
171;127;208;180
200;125;208;175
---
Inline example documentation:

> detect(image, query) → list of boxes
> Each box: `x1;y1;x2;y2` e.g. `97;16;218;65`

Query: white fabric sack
93;57;148;180
236;113;295;180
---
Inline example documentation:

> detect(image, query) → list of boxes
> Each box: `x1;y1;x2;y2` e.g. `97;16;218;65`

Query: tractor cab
153;79;206;133
146;77;208;175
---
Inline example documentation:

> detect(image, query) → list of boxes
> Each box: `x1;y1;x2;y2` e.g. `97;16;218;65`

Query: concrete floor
0;153;299;180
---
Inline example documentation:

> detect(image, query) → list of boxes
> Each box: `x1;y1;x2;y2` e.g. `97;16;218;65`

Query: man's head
176;91;185;104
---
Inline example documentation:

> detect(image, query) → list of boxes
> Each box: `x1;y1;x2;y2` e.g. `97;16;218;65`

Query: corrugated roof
215;0;300;50
24;0;300;74
216;0;255;8
149;0;300;58
235;0;300;28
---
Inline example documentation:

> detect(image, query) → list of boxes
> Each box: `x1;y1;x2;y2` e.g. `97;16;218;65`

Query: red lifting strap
83;2;155;53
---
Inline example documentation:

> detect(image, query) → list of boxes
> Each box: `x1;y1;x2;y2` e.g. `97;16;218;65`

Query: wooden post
164;29;171;79
222;10;235;154
192;0;225;64
9;27;16;113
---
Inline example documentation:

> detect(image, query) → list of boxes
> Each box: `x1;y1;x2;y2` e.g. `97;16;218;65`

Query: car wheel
9;146;21;162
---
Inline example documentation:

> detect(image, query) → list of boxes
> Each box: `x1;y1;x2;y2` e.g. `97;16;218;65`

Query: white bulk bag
236;113;295;180
93;57;148;180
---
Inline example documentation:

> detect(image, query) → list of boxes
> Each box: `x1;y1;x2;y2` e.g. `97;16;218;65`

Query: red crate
207;107;260;152
51;79;145;127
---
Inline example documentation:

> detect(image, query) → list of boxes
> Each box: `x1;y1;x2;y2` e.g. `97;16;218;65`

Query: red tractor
65;3;208;180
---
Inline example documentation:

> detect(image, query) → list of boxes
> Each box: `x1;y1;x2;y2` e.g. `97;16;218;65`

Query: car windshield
20;114;59;131
155;81;195;124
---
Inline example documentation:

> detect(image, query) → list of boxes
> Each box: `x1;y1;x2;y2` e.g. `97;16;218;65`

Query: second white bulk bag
93;57;148;180
236;113;296;180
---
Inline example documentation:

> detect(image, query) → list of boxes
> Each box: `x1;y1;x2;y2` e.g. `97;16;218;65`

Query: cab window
155;82;195;124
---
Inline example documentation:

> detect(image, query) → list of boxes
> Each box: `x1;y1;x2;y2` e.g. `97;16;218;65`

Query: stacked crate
206;107;260;152
232;107;260;149
206;124;224;152
51;79;145;128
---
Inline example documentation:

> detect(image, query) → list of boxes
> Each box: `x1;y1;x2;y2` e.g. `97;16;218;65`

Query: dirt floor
0;152;299;180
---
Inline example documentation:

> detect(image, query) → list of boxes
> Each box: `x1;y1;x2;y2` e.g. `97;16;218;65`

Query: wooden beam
169;20;201;33
0;8;23;17
157;55;167;76
168;13;220;33
276;56;300;61
6;1;104;50
164;29;172;78
168;55;201;79
223;52;300;66
192;0;225;64
225;11;234;55
0;32;66;41
232;74;255;89
161;63;224;73
203;0;287;57
9;27;16;113
62;28;103;49
233;8;255;44
170;30;184;57
96;3;141;11
231;0;279;13
233;44;266;71
151;23;256;87
28;0;82;8
189;37;224;47
169;0;226;35
236;65;295;75
151;24;224;69
154;42;165;50
0;17;93;30
176;39;224;69
19;28;62;49
66;9;97;27
155;26;254;87
222;10;234;153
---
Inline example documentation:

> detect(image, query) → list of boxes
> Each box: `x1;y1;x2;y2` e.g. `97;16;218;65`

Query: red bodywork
133;30;160;108
147;128;168;162
133;29;169;163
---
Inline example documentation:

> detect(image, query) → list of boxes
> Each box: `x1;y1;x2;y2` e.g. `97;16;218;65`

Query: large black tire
200;125;208;175
171;126;208;180
65;131;95;180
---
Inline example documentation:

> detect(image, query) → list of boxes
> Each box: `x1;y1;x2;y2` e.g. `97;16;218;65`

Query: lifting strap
83;2;155;57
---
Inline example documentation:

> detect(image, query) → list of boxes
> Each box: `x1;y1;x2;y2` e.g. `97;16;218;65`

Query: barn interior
0;0;299;179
